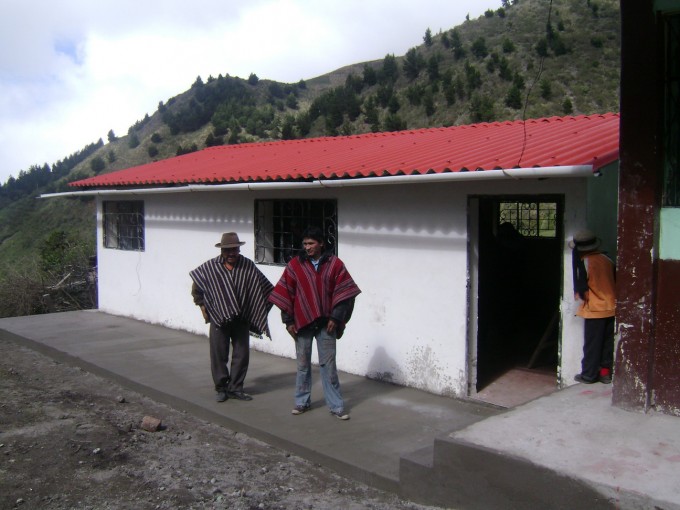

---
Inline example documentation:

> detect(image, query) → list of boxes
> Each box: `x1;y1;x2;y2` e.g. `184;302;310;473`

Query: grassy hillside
53;0;621;187
0;0;620;315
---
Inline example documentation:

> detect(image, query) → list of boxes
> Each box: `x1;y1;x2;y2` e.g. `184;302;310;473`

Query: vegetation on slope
0;0;620;316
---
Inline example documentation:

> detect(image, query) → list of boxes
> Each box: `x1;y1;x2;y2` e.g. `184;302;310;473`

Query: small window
498;201;557;238
255;199;337;264
103;201;145;251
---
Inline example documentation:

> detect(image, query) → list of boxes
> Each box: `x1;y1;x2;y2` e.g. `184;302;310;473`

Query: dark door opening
474;196;563;394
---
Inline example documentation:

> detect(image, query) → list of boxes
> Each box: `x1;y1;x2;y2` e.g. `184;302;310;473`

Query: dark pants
209;320;250;392
581;316;615;381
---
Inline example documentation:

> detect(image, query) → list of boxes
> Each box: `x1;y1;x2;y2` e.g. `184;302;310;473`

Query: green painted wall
587;162;619;258
660;208;680;260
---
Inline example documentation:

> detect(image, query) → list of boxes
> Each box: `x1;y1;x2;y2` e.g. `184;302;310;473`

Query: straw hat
568;229;601;252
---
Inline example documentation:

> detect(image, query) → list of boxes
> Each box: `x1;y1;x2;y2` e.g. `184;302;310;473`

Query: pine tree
363;64;378;87
427;55;440;82
403;48;425;80
470;94;495;122
505;85;523;109
128;133;140;149
424;28;433;47
540;79;553;100
471;37;489;59
383;113;406;131
281;115;296;140
380;54;399;84
423;89;435;116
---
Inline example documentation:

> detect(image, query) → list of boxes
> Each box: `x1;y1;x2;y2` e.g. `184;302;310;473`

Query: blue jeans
295;323;344;413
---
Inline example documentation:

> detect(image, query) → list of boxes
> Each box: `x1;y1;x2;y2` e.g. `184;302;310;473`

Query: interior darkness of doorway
475;197;562;392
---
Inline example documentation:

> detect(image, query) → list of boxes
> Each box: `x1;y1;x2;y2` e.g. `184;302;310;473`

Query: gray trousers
209;320;250;392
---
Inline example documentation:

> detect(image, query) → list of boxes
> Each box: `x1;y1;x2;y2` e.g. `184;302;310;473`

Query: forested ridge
0;0;620;316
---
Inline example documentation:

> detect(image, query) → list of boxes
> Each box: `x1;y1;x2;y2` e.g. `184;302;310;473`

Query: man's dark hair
301;226;325;244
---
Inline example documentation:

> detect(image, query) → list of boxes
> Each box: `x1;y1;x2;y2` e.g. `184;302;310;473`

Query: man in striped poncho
269;226;361;420
190;232;273;403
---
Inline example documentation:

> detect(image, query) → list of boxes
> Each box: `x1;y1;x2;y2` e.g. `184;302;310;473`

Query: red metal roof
70;113;619;188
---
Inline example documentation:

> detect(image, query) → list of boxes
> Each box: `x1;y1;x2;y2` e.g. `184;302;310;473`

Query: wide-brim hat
215;232;246;248
568;229;601;252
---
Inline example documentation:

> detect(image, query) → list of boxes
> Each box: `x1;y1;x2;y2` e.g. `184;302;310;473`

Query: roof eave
41;165;600;199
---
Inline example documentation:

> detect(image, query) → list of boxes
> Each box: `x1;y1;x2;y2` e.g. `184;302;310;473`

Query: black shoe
215;390;228;402
598;374;612;384
574;374;597;384
227;391;253;401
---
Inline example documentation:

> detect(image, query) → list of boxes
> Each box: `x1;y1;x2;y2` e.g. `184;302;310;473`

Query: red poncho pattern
269;255;361;331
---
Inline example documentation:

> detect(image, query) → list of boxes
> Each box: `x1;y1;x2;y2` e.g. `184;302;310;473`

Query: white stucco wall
96;177;588;398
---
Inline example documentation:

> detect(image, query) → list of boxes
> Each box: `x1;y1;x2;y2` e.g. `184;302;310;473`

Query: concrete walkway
2;310;679;509
0;310;497;494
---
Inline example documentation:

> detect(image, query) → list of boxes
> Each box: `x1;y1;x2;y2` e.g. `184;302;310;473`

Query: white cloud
0;0;499;184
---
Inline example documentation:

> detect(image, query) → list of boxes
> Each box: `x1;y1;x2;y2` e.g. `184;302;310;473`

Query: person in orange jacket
570;229;616;384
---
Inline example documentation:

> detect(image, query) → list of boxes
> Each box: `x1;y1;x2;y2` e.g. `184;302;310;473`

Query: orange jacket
576;252;616;319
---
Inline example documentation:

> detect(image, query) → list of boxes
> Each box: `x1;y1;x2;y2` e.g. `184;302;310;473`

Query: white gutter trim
40;165;594;198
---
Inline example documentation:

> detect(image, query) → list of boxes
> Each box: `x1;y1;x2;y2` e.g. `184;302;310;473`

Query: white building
50;113;620;405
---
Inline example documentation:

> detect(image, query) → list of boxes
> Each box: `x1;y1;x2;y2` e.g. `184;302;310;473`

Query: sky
0;0;501;185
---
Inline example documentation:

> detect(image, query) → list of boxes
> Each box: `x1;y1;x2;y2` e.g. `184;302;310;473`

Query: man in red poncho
269;226;361;420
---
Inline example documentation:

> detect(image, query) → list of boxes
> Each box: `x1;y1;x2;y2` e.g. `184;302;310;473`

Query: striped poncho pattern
190;256;274;338
269;254;361;331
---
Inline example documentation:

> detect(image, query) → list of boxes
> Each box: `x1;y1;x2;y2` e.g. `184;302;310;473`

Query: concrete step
399;435;615;510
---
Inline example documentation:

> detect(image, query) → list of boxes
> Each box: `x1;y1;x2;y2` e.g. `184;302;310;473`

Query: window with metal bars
254;199;337;264
663;12;680;206
102;201;145;251
498;201;558;238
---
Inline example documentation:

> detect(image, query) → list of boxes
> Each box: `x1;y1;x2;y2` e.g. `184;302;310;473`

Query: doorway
468;196;563;406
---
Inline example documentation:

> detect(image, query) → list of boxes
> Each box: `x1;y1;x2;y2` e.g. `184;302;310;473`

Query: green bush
505;85;523;109
89;157;105;173
128;133;140;149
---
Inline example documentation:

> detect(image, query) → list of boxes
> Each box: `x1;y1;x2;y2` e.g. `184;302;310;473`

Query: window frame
497;199;559;239
254;199;338;265
102;200;145;251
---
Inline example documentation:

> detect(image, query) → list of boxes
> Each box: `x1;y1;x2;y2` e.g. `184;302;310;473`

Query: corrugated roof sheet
70;113;619;188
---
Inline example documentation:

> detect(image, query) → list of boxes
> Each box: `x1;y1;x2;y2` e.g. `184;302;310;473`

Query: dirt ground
0;339;439;510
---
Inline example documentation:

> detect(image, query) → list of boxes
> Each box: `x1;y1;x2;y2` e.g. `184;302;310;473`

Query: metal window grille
102;201;145;251
254;199;337;264
498;201;557;238
663;13;680;206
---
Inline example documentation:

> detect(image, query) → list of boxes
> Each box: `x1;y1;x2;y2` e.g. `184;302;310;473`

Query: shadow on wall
366;346;403;385
336;186;469;255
